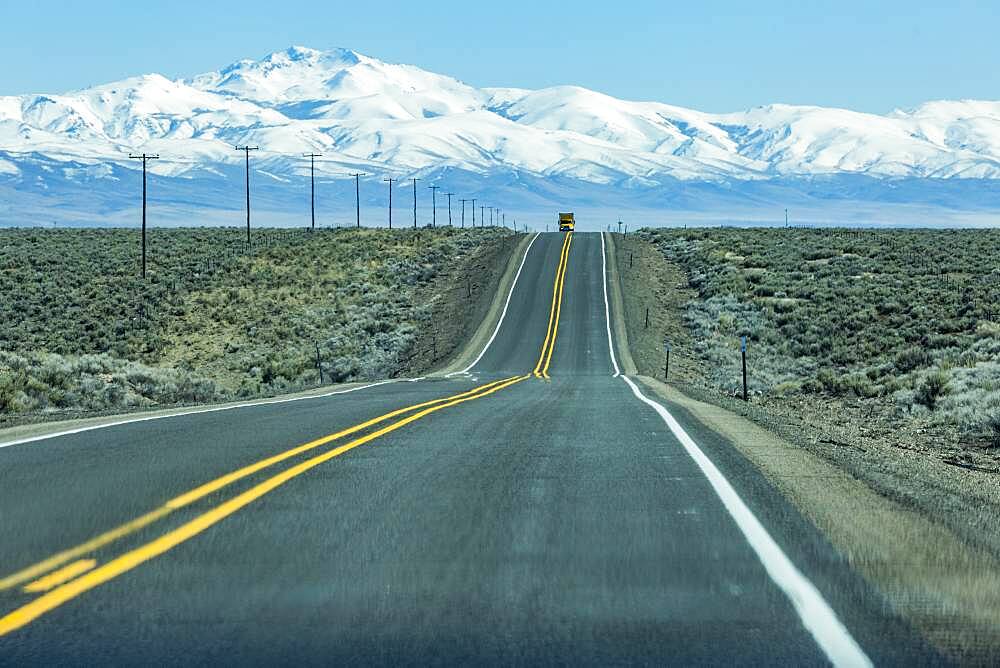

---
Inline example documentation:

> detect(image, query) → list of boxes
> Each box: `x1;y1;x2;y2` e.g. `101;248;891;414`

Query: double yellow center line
533;231;573;379
0;374;529;636
1;232;576;637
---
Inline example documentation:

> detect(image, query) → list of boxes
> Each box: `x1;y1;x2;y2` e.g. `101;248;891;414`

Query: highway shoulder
636;374;999;664
0;378;404;449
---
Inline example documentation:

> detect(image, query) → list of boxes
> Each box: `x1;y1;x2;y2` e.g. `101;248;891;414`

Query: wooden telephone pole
445;193;454;226
351;172;366;227
411;178;420;228
235;146;259;245
304;153;322;231
129;153;159;279
383;177;394;228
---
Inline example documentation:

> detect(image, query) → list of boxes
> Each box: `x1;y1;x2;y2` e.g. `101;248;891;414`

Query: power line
235;146;259;245
303;153;322;231
128;153;159;279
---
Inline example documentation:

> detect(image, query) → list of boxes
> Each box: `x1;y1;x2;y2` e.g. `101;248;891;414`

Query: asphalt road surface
0;232;940;665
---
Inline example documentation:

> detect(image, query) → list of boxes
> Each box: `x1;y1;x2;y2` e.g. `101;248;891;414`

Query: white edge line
450;232;540;376
599;231;868;666
618;375;872;668
600;231;621;377
0;378;414;450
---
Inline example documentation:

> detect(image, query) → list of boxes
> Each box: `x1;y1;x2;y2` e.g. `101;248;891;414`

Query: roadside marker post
741;336;748;401
644;307;650;329
664;342;671;381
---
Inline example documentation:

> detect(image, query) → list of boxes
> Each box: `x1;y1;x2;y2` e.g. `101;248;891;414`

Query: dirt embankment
399;231;526;376
606;231;1000;664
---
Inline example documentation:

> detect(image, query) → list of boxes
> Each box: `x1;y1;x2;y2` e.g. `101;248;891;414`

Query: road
0;232;939;665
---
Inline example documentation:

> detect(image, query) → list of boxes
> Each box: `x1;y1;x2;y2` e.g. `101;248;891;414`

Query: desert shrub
895;347;931;373
915;371;951;410
0;226;509;413
972;411;1000;447
641;226;1000;435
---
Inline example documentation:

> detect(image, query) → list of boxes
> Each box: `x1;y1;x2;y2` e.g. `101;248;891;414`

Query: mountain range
2;46;999;228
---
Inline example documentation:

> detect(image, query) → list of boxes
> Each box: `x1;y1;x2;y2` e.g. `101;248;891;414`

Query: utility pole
350;173;365;228
471;198;476;227
459;198;468;228
411;178;420;228
428;185;440;227
129;152;159;279
383;177;394;229
785;208;789;228
304;153;322;231
489;207;494;227
445;193;454;226
617;220;623;234
502;212;506;228
235;146;259;245
481;205;485;228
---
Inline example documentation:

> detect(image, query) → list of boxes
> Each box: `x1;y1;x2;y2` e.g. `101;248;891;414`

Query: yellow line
533;233;572;378
532;234;566;377
23;559;97;593
0;377;513;593
542;231;573;378
0;508;171;592
0;374;529;637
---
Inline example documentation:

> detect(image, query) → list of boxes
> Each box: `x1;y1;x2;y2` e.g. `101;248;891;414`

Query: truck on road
558;212;575;232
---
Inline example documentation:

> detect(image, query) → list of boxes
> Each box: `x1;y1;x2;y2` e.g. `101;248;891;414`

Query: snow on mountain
1;45;1000;218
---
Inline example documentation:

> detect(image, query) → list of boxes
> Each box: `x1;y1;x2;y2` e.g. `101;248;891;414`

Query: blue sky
1;0;996;112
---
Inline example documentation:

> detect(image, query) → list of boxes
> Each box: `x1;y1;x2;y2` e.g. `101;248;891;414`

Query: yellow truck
558;212;575;232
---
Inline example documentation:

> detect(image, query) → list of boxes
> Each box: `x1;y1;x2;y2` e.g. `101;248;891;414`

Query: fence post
644;307;649;329
741;335;748;401
315;342;324;385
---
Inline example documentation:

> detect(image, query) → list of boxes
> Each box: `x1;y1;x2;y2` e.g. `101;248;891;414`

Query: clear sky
1;0;996;113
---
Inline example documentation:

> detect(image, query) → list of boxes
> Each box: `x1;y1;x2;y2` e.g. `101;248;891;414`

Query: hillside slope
0;226;516;422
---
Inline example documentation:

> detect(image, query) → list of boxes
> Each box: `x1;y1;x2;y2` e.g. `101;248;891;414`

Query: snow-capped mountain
1;46;999;227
